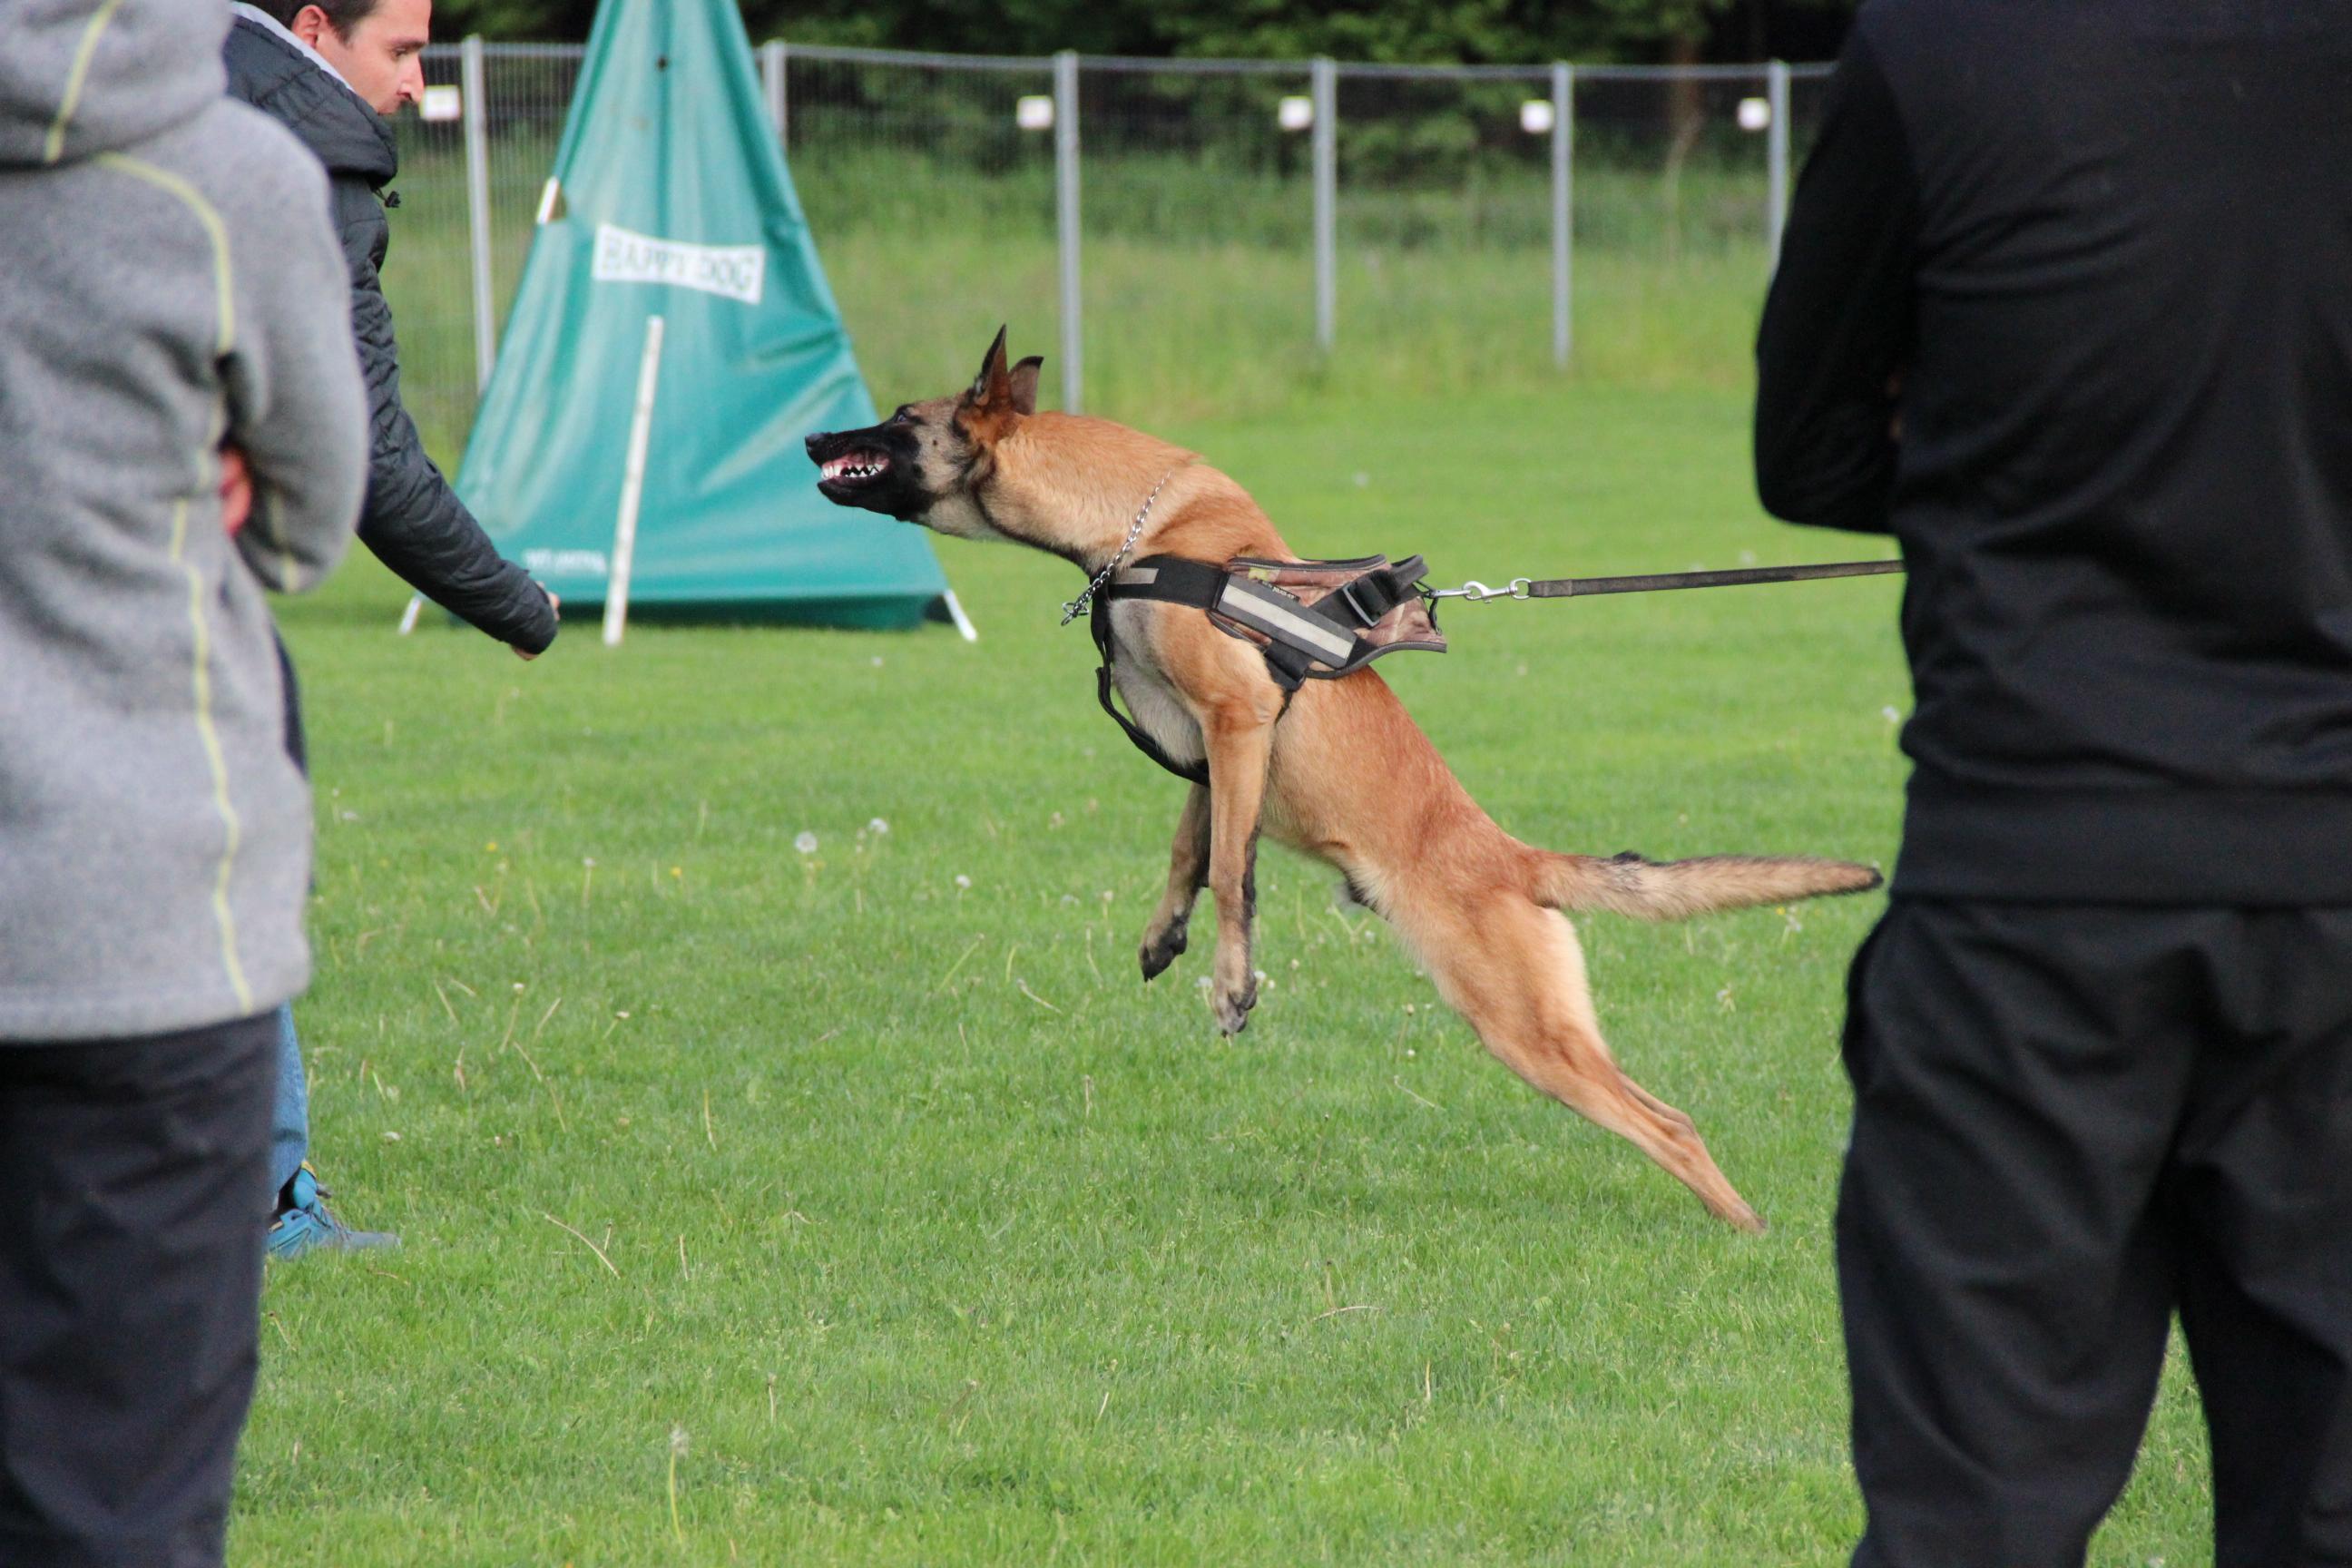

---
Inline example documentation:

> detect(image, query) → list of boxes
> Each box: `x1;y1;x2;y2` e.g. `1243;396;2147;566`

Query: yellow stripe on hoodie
165;497;255;1014
99;151;259;1014
42;0;127;164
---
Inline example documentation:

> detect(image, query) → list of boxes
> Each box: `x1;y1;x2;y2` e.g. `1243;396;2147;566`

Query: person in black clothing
1757;3;2352;1563
224;0;555;654
224;0;561;1256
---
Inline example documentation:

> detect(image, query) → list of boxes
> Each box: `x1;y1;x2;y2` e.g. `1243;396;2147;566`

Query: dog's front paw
1139;917;1189;982
1212;973;1259;1035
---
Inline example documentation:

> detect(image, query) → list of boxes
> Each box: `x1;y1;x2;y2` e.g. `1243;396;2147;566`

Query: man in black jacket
226;0;560;1256
1757;4;2352;1564
227;0;557;654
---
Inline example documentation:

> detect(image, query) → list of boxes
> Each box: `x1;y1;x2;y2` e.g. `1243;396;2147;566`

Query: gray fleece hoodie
0;0;367;1039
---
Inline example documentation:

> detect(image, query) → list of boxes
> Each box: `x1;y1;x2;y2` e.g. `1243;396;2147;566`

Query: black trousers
0;1014;278;1568
1840;900;2352;1567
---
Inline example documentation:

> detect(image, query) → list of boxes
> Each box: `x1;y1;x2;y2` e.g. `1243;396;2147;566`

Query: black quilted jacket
223;16;557;653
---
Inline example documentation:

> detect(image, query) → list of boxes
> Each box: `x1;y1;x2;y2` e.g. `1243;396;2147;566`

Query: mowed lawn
235;384;2216;1565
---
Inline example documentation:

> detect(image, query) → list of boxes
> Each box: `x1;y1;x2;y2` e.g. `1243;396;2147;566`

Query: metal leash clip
1425;577;1532;603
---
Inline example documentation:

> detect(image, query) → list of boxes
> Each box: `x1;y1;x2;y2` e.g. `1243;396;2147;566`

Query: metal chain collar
1060;464;1187;626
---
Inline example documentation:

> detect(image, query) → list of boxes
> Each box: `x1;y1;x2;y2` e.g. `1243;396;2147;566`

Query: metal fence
385;43;1833;464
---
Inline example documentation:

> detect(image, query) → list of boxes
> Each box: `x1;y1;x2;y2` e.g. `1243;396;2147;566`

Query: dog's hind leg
1201;714;1274;1034
1140;783;1211;981
1405;894;1767;1232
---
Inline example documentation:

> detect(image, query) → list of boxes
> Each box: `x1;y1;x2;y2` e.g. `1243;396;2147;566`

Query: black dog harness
1089;554;1445;783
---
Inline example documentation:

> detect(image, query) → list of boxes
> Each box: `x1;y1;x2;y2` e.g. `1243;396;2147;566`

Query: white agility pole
602;313;667;648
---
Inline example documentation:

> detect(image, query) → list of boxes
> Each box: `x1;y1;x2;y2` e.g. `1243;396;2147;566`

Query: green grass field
235;378;2220;1563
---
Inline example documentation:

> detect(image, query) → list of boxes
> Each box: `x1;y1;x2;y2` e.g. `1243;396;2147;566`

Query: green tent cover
454;0;955;631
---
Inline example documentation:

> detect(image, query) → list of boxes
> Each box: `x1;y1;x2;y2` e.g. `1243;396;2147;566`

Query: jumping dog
807;329;1881;1231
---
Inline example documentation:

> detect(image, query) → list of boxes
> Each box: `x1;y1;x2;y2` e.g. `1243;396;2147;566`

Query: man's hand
220;445;252;535
514;586;560;661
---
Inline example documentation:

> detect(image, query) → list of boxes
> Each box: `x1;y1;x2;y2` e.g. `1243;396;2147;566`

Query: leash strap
1090;592;1211;786
1523;559;1904;599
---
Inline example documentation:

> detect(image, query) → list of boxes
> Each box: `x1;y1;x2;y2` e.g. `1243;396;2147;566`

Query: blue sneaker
267;1163;398;1259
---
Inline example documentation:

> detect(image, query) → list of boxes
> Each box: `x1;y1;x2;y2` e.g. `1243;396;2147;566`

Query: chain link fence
383;43;1831;466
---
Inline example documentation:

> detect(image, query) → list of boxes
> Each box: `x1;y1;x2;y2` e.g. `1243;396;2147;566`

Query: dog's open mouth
806;424;917;517
818;451;890;487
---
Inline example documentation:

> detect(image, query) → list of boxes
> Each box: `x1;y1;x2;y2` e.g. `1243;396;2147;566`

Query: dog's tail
1537;850;1881;922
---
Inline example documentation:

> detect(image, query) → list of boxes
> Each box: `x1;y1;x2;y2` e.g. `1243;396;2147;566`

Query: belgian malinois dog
807;330;1879;1231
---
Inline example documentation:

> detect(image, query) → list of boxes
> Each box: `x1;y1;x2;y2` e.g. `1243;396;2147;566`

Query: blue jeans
269;1003;308;1197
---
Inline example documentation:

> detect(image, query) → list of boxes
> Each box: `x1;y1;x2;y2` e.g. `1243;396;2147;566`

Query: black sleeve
1753;24;1917;534
341;186;560;654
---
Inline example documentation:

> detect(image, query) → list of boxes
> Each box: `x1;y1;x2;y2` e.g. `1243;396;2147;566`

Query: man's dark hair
248;0;382;40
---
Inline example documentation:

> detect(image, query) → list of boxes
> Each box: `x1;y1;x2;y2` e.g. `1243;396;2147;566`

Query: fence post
760;40;787;141
1311;55;1337;353
460;34;496;393
1054;50;1083;415
1766;59;1790;269
1551;61;1573;369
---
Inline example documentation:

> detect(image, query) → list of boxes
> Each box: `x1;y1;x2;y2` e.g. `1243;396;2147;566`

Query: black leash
1080;554;1902;786
1427;558;1903;603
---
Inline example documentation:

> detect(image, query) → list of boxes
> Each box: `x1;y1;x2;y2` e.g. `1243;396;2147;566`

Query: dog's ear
967;325;1011;407
1007;356;1044;416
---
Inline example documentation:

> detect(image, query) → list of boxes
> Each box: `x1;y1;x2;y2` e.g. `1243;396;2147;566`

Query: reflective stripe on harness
1214;578;1360;663
1088;553;1445;784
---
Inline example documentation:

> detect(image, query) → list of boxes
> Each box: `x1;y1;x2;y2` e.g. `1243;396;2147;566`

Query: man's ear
1007;356;1044;416
287;3;333;48
966;325;1011;407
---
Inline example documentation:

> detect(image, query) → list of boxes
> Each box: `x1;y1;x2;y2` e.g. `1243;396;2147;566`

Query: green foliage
426;0;1857;62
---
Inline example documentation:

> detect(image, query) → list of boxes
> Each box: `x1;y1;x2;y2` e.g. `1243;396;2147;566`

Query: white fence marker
1311;55;1337;353
1053;50;1083;415
1552;61;1573;369
1766;60;1791;269
760;40;787;139
460;36;496;392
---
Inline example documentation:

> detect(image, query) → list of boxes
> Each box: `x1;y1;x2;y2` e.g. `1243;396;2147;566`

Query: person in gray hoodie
0;0;366;1560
